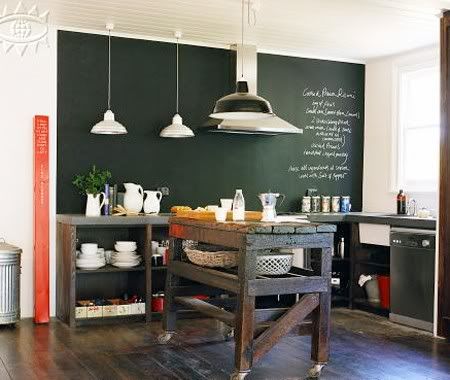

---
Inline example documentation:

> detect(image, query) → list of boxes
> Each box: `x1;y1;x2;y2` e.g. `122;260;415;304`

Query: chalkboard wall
57;31;365;213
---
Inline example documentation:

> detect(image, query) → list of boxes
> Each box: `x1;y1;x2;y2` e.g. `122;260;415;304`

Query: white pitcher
123;183;144;213
144;190;163;214
85;193;105;217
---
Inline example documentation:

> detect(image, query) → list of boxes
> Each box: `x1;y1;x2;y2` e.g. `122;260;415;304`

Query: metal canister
331;196;341;213
301;196;311;213
0;239;21;324
321;196;331;213
311;196;321;213
341;196;351;213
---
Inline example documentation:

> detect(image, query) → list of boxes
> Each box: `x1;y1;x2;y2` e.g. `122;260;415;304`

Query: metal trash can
0;239;21;324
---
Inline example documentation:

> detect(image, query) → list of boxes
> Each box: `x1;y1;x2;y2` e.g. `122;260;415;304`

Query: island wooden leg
159;238;183;344
309;246;332;378
231;248;257;380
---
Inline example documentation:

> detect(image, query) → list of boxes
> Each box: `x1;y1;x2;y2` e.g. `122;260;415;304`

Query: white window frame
391;48;440;193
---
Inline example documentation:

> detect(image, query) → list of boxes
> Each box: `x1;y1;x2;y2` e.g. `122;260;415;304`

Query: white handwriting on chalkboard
303;87;356;99
288;86;359;183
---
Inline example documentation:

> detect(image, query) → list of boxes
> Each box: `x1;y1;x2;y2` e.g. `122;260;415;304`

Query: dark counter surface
305;212;436;230
56;212;436;230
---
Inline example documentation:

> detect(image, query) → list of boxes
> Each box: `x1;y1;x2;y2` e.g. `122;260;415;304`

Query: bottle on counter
397;189;407;215
232;189;245;221
337;237;345;259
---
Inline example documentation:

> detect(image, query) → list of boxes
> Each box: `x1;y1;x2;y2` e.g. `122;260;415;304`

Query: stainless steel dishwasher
390;228;435;331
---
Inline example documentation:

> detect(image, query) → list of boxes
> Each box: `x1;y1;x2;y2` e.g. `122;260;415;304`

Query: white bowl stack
112;241;142;268
76;243;106;270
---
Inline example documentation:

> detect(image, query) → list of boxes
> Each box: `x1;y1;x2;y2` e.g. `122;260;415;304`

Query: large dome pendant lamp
210;0;274;121
160;31;195;138
91;23;128;135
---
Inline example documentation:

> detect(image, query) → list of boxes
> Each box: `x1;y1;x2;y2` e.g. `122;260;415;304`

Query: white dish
115;245;137;252
115;241;137;248
112;261;141;268
76;260;105;266
81;243;98;255
111;256;141;263
76;262;105;270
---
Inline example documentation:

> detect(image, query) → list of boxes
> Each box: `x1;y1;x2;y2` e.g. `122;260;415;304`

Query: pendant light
160;31;195;138
91;24;128;135
210;0;274;121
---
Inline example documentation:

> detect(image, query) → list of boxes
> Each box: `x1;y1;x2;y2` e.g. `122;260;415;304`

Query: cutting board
176;210;262;221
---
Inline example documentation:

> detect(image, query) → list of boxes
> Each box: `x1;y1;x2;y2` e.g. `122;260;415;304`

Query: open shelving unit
56;215;170;327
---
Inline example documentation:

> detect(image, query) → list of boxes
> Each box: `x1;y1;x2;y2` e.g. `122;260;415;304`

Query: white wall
0;28;57;318
363;47;439;214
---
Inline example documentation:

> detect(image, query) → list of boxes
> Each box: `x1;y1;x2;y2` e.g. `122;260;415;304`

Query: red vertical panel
34;115;49;323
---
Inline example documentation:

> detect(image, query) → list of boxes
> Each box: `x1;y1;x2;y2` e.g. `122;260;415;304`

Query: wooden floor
0;309;448;379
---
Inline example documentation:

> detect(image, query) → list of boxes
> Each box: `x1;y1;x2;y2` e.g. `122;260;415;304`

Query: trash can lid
0;239;22;254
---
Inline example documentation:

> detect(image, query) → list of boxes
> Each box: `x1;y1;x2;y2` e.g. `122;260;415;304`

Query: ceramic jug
144;190;163;214
123;183;144;213
85;193;105;217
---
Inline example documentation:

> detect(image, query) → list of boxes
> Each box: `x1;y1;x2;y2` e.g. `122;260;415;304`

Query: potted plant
73;165;112;216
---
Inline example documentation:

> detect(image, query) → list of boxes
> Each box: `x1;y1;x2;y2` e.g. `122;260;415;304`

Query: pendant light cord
241;0;244;78
108;28;111;110
176;36;179;114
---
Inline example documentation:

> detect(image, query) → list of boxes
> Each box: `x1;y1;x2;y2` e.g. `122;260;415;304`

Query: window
395;57;440;192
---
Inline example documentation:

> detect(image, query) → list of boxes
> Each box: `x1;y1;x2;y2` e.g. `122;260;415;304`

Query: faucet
407;199;418;216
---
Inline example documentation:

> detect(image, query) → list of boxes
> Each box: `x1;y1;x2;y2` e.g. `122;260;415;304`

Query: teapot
258;192;285;222
144;190;163;214
123;183;144;213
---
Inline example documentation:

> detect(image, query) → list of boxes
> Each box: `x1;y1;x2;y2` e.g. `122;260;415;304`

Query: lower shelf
352;298;389;317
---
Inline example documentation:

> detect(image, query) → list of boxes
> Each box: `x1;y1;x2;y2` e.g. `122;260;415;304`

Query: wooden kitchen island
158;217;336;379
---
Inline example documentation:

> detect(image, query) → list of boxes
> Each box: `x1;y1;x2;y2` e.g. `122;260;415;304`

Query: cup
156;246;166;256
215;207;227;222
220;199;233;211
81;243;98;255
151;241;159;255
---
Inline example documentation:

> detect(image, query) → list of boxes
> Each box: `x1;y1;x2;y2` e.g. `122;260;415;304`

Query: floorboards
0;309;448;380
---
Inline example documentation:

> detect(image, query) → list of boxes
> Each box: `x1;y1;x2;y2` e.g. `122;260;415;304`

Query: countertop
56;212;436;230
305;212;436;230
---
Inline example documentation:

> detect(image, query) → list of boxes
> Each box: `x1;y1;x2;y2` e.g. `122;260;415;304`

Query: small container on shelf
87;304;102;318
152;292;165;312
75;300;90;319
103;303;117;317
117;302;131;316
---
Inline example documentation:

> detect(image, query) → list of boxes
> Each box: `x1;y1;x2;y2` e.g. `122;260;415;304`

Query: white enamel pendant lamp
160;31;194;138
91;23;128;135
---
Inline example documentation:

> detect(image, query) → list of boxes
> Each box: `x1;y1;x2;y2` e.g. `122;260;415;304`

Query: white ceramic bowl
81;243;98;255
115;241;137;248
115;244;138;252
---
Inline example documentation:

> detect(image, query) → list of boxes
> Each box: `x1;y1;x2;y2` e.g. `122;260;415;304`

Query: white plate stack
76;243;106;270
112;241;142;268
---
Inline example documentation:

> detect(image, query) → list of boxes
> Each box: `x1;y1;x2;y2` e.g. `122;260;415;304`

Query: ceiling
4;0;447;62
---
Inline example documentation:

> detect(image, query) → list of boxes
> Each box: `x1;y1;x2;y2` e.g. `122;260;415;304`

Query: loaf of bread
170;206;192;213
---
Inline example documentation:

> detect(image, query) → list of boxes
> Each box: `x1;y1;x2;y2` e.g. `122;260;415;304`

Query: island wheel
157;331;175;345
307;363;325;378
229;371;249;380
